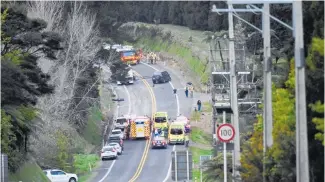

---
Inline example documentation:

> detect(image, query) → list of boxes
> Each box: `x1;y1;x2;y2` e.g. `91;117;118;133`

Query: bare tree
27;1;102;166
27;1;64;32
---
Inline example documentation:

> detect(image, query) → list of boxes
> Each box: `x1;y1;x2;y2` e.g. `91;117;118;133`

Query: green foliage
9;162;50;182
1;109;16;154
2;49;25;65
82;106;103;145
309;101;324;145
190;146;213;164
203;153;233;181
56;131;70;171
190;127;212;145
73;154;99;174
306;38;324;71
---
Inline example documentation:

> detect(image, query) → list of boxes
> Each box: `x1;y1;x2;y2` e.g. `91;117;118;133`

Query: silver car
108;142;123;155
101;146;118;160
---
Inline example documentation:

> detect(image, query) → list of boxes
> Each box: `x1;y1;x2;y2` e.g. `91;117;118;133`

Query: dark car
108;135;124;150
152;71;171;84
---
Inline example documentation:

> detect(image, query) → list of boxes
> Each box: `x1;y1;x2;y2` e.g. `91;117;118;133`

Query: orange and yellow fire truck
120;49;142;65
128;116;152;140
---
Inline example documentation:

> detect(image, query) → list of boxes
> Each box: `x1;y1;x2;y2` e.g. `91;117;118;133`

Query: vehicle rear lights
112;149;116;152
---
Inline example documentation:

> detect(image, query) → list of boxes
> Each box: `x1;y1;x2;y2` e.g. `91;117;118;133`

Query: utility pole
227;2;241;179
262;3;273;181
293;1;310;182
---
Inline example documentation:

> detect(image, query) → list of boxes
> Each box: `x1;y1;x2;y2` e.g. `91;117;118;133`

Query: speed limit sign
217;123;235;142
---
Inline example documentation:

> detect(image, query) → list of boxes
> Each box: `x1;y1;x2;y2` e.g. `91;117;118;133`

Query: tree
1;5;62;171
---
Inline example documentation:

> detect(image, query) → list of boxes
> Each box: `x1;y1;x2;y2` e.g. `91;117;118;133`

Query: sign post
217;118;235;182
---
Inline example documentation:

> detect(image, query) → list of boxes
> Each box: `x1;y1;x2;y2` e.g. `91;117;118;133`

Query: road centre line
128;71;156;182
141;62;180;116
141;62;182;182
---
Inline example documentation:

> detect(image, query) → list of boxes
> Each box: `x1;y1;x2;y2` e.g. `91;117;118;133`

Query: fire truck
120;49;142;65
126;116;152;140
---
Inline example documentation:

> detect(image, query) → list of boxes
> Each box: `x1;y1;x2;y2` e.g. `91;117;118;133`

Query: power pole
293;1;310;182
262;3;273;181
227;2;241;179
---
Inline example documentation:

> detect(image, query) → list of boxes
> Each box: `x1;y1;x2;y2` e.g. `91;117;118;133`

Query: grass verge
191;126;213;145
190;146;213;164
9;162;50;182
73;154;100;182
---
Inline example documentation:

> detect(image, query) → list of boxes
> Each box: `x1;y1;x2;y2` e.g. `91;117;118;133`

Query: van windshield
122;51;135;56
155;117;167;123
116;118;126;124
170;128;183;135
112;131;121;135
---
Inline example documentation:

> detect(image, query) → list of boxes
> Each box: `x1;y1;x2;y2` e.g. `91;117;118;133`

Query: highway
91;62;194;182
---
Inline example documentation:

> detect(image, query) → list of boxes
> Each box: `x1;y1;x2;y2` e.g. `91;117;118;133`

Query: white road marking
162;145;176;182
141;62;179;182
98;82;132;182
141;62;180;116
98;160;116;182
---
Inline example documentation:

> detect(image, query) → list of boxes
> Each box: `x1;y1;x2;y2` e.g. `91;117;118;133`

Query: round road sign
217;123;235;142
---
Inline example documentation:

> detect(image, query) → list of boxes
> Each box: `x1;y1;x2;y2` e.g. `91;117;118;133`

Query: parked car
108;142;123;154
43;169;78;182
152;71;171;84
111;129;124;139
101;146;118;160
108;135;124;150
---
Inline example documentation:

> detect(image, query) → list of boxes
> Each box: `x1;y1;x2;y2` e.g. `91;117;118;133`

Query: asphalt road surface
91;62;194;182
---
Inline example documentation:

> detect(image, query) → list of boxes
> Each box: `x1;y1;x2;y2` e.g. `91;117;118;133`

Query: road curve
135;62;194;182
91;76;151;182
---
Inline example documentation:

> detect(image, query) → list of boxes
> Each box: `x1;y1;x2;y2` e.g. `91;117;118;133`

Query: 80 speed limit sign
217;123;235;142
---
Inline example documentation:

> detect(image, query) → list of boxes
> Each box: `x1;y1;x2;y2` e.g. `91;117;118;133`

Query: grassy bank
191;126;213;145
82;106;103;146
9;162;50;182
133;37;209;84
73;154;100;182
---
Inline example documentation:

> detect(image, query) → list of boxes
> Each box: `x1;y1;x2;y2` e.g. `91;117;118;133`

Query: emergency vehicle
120;49;142;65
129;116;151;139
153;112;169;130
168;121;186;145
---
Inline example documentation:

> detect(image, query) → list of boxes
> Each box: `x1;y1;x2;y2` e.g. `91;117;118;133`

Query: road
91;62;194;182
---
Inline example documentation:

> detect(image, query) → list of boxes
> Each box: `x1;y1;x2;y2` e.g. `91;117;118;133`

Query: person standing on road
197;100;202;111
185;87;189;98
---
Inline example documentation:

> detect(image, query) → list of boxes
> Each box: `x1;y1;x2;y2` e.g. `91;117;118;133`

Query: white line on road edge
98;84;131;182
141;62;179;182
162;145;176;182
98;160;116;182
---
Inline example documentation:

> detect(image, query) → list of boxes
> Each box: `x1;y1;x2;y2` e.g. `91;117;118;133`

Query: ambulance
153;112;169;130
168;121;185;145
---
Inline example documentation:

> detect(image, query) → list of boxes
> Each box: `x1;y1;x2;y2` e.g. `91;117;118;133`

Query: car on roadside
101;146;118;160
111;129;124;139
152;71;171;84
43;169;78;182
108;135;124;150
108;142;123;155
